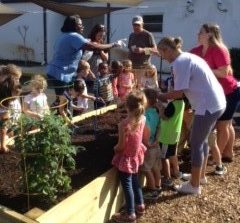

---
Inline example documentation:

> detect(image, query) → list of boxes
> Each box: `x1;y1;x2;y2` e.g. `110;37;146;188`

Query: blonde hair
30;75;47;92
126;90;146;131
77;60;90;72
201;23;225;47
2;64;22;79
158;36;183;51
122;59;132;72
145;64;157;80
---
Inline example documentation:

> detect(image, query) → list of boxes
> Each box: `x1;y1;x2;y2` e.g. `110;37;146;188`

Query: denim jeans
119;171;144;215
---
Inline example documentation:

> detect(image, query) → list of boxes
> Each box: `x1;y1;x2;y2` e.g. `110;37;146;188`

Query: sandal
111;211;136;223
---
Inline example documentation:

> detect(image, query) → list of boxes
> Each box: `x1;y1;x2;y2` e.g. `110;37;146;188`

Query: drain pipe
43;7;47;64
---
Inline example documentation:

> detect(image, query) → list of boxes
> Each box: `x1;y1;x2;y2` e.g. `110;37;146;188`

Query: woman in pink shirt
191;23;240;162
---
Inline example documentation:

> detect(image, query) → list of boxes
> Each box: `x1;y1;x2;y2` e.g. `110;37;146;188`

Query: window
142;15;163;33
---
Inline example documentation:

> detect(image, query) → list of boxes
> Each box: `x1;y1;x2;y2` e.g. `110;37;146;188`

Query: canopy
0;3;23;26
30;0;126;18
89;0;143;6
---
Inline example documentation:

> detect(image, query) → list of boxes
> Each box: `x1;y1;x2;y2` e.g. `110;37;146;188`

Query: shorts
47;75;73;96
218;87;240;121
141;146;160;172
159;143;177;159
208;129;217;148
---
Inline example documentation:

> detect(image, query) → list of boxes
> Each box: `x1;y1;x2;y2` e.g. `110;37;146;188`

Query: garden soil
0;109;240;223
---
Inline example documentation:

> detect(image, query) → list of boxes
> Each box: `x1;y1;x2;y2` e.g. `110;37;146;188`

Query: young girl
111;90;147;223
141;88;161;200
118;60;135;102
23;75;49;119
110;60;123;102
140;64;159;90
0;76;22;153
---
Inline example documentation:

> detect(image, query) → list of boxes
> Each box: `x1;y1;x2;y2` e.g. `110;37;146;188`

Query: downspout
43;7;47;64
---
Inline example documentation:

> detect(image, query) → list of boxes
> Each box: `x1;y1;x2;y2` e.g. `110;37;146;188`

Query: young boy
158;97;185;187
141;88;161;200
93;62;114;109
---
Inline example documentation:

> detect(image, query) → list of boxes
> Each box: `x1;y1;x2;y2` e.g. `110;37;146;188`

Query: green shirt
159;100;185;145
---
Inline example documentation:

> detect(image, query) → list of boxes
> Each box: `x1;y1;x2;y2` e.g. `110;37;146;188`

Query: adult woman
47;15;117;121
191;23;240;162
157;37;226;194
85;24;109;75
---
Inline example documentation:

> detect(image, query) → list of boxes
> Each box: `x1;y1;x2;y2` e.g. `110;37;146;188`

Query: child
158;98;185;187
110;60;123;102
140;64;159;90
93;62;114;108
72;80;96;116
0;76;22;153
118;60;135;102
76;60;96;93
141;88;161;200
23;75;49;119
0;64;22;83
111;90;147;223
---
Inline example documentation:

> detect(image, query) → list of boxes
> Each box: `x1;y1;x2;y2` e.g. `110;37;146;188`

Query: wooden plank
0;205;38;223
37;168;124;223
71;104;117;124
24;208;45;220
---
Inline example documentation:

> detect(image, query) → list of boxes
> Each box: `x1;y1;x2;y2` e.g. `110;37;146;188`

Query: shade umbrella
89;0;143;6
30;0;125;18
0;3;23;26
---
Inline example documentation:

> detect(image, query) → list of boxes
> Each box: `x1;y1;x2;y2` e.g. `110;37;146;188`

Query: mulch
0;109;240;223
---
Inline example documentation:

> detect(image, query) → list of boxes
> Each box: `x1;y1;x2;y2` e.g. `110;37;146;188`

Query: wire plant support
217;0;228;13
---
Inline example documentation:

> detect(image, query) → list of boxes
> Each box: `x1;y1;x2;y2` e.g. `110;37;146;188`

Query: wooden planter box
1;105;124;223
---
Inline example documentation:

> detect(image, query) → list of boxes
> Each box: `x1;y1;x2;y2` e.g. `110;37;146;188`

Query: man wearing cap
128;15;157;88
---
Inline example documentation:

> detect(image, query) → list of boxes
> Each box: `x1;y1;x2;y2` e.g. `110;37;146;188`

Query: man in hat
128;15;157;88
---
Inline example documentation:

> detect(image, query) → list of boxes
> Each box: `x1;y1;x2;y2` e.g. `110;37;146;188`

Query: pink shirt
111;76;118;97
191;45;237;95
118;72;135;99
112;116;146;174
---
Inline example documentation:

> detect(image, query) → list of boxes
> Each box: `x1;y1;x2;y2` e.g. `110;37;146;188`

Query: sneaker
214;165;227;175
172;171;183;179
111;211;136;223
181;173;208;185
136;204;145;216
175;181;201;195
143;190;160;201
162;178;174;188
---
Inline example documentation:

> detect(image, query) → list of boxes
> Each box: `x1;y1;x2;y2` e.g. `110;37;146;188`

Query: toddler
0;75;22;153
140;64;159;90
118;60;135;102
23;75;49;119
93;62;114;108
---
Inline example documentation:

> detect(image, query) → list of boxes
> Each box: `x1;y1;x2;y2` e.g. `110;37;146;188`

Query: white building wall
0;0;239;72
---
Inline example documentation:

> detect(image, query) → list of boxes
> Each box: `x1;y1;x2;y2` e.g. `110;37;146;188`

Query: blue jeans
119;171;144;215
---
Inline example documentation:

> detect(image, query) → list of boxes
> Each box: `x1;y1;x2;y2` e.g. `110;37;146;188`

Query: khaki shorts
208;129;217;148
141;146;160;172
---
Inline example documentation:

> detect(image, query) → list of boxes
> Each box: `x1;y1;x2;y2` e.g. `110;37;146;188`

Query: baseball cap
132;15;143;25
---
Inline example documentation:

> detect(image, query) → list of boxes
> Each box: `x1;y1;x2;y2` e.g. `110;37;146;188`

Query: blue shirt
47;32;89;83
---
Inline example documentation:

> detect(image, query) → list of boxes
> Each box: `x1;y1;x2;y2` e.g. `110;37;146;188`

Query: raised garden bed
0;105;126;223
